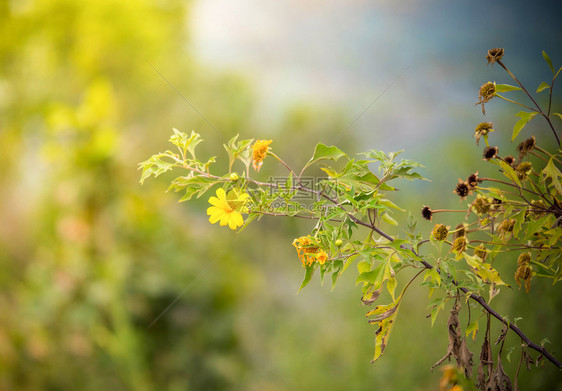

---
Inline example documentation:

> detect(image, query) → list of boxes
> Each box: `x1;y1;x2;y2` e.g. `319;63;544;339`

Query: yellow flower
316;250;328;265
207;188;250;230
252;140;272;171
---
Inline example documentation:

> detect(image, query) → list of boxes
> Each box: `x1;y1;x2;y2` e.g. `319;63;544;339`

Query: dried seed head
452;236;468;254
467;171;480;189
483;146;499;161
486;48;504;64
453;223;466;239
432;224;449;241
515;252;532;293
516;136;536;160
516;161;533;179
421;205;433;221
528;199;547;218
491;198;503;211
474;244;487;261
517;252;531;266
474;122;494;145
476;82;496;114
471;194;492;215
498;219;515;237
454;180;471;199
503;155;515;166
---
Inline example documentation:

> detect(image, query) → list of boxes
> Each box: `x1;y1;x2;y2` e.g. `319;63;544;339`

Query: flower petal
208;196;221;206
228;211;244;230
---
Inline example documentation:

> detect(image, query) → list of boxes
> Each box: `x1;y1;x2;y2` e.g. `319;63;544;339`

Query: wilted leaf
366;299;401;363
361;287;383;306
486;353;513;391
432;302;473;378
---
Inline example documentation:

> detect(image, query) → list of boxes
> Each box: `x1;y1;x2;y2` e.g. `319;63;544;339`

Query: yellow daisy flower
252;140;272;171
316;250;328;265
207;188;250;230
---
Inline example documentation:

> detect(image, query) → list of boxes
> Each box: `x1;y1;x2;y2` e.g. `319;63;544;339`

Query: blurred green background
1;0;561;389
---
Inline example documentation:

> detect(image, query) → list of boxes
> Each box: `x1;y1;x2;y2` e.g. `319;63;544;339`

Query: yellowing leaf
386;277;397;301
543;157;562;194
466;320;479;341
464;254;507;286
366;300;400;363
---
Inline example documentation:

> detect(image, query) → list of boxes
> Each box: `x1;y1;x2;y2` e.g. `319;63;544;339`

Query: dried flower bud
474;244;487;261
516;136;536;160
486;48;504;65
421;205;433;221
432;224;449;241
474;122;494;145
454;180;471;199
476;82;496;114
471;194;492;215
467;172;480;189
483;146;499;161
452;236;468;254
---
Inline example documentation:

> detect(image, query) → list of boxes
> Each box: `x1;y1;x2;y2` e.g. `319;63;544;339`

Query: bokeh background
1;0;561;389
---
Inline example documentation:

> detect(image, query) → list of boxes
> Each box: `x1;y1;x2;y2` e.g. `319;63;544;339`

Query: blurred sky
190;0;562;154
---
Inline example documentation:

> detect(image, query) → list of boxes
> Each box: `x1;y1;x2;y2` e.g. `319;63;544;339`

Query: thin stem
480;177;546;199
495;94;537;112
535;146;562;164
497;60;560;146
529;150;548;163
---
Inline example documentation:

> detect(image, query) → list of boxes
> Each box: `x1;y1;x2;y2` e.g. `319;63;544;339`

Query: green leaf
543;157;562;194
381;212;398;226
168;175;217;201
495;84;522;93
543;50;554;74
303;143;347;171
138;154;176;183
536;81;550;93
298;266;315;293
379;199;406;212
356;263;386;288
169;129;203;159
357;260;371;274
512;111;538;141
